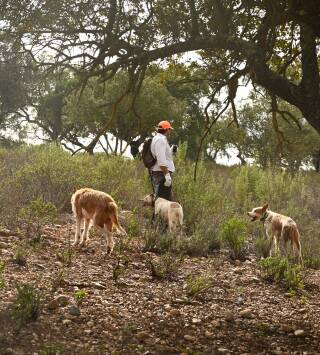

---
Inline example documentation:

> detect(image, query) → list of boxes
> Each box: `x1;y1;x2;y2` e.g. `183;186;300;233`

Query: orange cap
157;120;173;130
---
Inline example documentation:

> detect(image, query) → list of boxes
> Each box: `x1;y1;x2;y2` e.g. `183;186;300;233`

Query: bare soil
0;217;320;355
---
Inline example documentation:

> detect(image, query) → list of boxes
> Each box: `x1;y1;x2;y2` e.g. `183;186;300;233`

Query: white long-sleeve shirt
150;133;175;172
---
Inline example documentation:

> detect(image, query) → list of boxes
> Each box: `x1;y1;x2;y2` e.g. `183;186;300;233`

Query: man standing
150;120;175;201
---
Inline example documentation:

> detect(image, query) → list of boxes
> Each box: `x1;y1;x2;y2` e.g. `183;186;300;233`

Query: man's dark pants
151;171;172;201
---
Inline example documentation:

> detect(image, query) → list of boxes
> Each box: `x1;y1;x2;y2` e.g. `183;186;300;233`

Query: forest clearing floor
0;215;320;355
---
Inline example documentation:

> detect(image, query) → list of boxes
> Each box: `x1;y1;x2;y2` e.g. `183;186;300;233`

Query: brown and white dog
248;203;302;263
140;194;183;234
71;188;127;254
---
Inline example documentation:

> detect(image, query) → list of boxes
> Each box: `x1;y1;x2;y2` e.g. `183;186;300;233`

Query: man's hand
164;173;172;187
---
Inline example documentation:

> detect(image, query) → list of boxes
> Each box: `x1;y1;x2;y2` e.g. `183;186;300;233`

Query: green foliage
0;260;5;289
13;244;27;266
40;342;64;355
259;257;304;291
74;289;87;303
19;197;57;238
219;218;247;260
11;283;41;328
254;235;272;259
147;253;181;280
186;274;212;298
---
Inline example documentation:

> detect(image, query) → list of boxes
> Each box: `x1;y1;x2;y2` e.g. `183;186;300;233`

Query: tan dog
141;194;183;234
71;188;127;254
248;203;302;263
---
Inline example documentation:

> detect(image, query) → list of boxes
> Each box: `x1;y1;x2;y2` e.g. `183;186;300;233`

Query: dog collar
260;211;269;223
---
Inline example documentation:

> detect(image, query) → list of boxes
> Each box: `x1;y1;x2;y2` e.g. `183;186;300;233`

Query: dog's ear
262;203;268;212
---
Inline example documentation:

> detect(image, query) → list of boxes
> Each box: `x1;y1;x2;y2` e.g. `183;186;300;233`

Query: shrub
179;219;220;257
259;257;304;291
0;260;5;289
19;197;57;239
12;244;28;266
147;253;181;280
11;283;41;328
142;228;177;254
186;274;212;298
255;236;272;259
40;342;64;355
74;289;87;304
219;217;247;260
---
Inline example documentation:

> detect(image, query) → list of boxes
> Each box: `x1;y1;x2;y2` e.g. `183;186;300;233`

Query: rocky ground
0;215;320;355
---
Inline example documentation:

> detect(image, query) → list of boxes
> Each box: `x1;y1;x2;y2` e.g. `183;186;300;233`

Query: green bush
74;289;87;304
0;260;5;289
40;342;64;355
219;217;247;260
255;235;272;259
186;274;212;298
19;197;57;239
147;253;181;280
259;257;304;291
11;283;41;328
13;244;28;266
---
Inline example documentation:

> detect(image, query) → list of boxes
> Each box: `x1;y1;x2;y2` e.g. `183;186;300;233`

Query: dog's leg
105;230;114;255
73;217;82;246
79;219;90;247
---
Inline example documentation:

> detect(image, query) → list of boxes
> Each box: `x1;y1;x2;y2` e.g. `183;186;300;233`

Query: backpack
141;137;156;169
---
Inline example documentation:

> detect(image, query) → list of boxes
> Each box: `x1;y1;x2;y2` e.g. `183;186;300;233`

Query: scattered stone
136;331;150;341
211;320;221;328
235;296;244;305
192;318;201;324
68;304;80;316
3;348;14;355
234;260;241;266
225;311;234;322
217;348;230;353
205;331;213;338
47;299;59;310
55;295;69;307
62;319;72;326
294;329;305;337
0;242;9;248
91;282;106;290
184;335;196;342
239;308;252;318
169;309;181;317
280;324;292;333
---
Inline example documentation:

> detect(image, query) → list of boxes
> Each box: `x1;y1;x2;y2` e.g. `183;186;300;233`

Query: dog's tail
107;202;127;236
283;224;303;264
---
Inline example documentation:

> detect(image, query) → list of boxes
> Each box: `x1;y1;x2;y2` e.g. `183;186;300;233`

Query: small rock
225;311;234;322
192;318;201;324
87;321;94;327
0;242;9;248
294;329;305;337
55;295;69;307
62;319;72;326
217;348;230;353
47;299;59;310
211;320;221;328
280;324;292;333
184;334;196;342
164;304;171;310
3;348;14;355
136;331;150;341
84;329;92;335
169;309;181;317
239;308;252;318
234;260;241;266
68;304;80;316
205;331;213;338
235;296;244;305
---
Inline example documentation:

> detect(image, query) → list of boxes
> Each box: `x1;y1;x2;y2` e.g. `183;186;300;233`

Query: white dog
141;194;183;233
248;203;302;264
